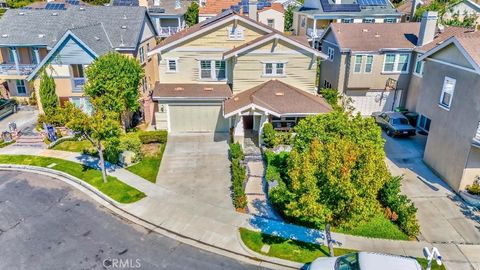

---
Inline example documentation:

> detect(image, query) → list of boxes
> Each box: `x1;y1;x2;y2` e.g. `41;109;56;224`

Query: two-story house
148;10;331;144
0;6;157;123
292;0;402;45
318;12;460;116
404;30;480;192
143;0;194;37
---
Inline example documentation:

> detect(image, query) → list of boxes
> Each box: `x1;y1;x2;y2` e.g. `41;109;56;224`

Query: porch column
313;18;317;38
177;17;181;29
11;47;20;73
33;48;40;65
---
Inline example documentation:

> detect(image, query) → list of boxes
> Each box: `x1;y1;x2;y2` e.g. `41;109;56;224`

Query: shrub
120;133;143;162
138;130;168;144
466;180;480;196
319;88;339;106
229;142;244;160
379;176;420;238
262;123;276;148
264;150;289;183
103;138;121;164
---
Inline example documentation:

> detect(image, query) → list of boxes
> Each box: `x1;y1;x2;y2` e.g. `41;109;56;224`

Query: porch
0;47;46;78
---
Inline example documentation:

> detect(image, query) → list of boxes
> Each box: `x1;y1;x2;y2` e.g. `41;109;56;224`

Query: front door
243;115;254;130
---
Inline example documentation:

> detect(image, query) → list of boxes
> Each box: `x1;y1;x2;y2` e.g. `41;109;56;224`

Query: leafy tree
319;88;339;107
81;0;110;5
270;111;392;228
284;5;296;32
6;0;35;8
444;11;478;28
84;52;143;130
184;1;199;27
39;69;59;115
65;101;121;183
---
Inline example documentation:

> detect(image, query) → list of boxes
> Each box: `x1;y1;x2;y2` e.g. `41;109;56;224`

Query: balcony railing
0;64;37;76
158;26;181;37
472;121;480;147
306;28;325;38
72;77;86;92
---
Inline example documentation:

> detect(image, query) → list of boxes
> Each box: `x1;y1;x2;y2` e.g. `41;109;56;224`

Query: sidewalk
1;145;479;270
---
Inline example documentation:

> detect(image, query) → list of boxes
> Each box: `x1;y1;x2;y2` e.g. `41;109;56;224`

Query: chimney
248;1;258;21
417;11;438;46
410;0;420;21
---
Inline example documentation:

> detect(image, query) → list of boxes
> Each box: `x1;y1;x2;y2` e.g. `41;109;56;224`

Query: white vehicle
309;252;423;270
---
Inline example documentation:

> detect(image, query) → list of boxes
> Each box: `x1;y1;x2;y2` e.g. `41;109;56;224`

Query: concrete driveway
0;106;38;134
156;133;233;210
384;132;480;244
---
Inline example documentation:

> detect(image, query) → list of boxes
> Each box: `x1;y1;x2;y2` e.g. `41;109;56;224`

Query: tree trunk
98;141;108;183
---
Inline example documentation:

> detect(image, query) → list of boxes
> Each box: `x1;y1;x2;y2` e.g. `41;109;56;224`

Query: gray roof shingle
0;6;150;52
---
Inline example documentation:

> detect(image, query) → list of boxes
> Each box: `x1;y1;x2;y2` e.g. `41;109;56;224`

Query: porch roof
223;80;332;117
152;83;232;100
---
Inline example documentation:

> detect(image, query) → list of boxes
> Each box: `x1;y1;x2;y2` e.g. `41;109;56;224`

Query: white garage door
169;105;229;133
348;90;402;116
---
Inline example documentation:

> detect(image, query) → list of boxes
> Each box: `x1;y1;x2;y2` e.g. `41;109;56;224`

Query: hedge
229;143;247;210
379;176;420;238
138;130;168;144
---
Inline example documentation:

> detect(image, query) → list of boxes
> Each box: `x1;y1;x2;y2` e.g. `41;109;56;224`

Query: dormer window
228;27;244;40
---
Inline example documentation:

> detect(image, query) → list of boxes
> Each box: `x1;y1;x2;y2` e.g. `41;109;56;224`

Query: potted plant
460;176;480;207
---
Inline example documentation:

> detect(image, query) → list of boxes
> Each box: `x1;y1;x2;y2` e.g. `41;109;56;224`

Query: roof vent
174;87;184;91
38;34;45;38
1;34;8;38
374;32;380;38
121;25;127;29
275;92;284;96
52;12;58;16
234;97;239;101
79;7;85;10
362;28;369;32
94;36;100;41
203;87;213;91
19;12;25;15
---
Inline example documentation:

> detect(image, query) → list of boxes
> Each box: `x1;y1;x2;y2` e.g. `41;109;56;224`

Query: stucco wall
415;59;480;191
320;33;343;92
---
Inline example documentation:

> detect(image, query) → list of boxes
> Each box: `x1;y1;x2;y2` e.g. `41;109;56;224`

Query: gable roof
150;9;323;58
0;6;154;49
322;22;421;52
418;31;480;73
416;26;474;53
223;80;332;117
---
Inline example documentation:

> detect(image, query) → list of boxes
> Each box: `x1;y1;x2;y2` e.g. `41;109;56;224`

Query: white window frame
384;17;397;23
227;27;244;40
413;55;424;77
327;47;334;61
16;80;27;95
353;55;363;73
363;18;375;23
439;76;456;109
382;53;411;74
364;54;373;73
198;60;226;81
267;18;275;28
341;18;354;23
262;62;286;77
166;58;178;73
139;46;145;64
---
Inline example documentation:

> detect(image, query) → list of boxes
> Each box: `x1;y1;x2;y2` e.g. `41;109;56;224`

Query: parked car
371;111;416;137
0;98;17;119
309;252;423;270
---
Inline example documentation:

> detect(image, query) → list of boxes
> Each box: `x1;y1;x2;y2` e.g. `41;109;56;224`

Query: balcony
158;26;181;37
72;77;86;92
0;63;37;77
306;28;325;39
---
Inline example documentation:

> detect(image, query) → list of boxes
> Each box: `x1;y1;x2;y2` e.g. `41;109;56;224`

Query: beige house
318;12;460;116
0;6;158;124
148;10;331;145
405;31;480;191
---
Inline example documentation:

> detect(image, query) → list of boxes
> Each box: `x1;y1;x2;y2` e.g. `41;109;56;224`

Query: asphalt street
0;170;267;270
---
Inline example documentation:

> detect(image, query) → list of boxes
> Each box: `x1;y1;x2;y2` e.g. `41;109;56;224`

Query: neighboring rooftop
25;0;90;9
297;0;400;17
0;6;150;50
199;0;277;16
224;80;332;116
396;0;434;15
147;0;194;14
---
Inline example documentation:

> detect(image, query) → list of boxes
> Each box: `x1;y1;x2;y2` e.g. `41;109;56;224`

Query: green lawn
0;155;145;203
336;213;409;240
52;140;94;153
126;144;165;183
239;228;356;263
240;228;443;269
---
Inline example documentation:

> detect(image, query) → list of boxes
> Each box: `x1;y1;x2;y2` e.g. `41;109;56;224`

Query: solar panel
45;3;66;10
358;0;387;6
66;0;80;5
112;0;139;6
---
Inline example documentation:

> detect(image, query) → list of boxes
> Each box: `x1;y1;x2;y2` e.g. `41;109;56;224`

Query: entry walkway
0;143;479;270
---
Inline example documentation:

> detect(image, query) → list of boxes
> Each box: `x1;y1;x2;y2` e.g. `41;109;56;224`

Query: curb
0;165;299;270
